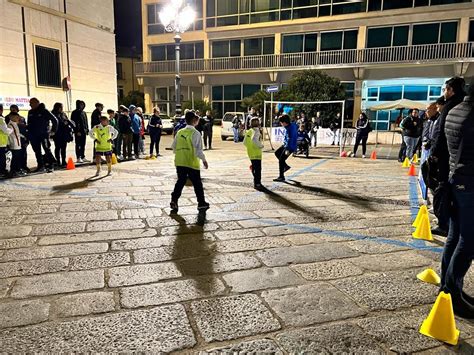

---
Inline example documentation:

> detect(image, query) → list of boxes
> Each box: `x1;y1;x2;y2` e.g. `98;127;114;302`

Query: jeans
171;166;206;205
75;133;86;160
0;147;6;174
204;128;213;148
31;136;53;168
275;146;291;178
133;133;140;157
149;131;161;156
54;140;67;165
139;135;145;154
115;133;122;156
251;159;262;186
233;127;239;143
353;133;368;156
404;136;419;159
441;182;474;296
122;133;133;158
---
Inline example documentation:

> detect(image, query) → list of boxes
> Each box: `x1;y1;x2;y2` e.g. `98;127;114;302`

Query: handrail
136;42;474;75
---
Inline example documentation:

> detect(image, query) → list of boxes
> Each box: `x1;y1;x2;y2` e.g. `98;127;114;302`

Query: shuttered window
35;45;61;88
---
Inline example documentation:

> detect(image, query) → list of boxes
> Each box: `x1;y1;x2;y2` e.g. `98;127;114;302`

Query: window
429;86;442;99
383;0;413;10
404;85;428;101
150;42;204;61
282;33;317;53
243;84;261;98
212;86;223;100
212;40;241;58
379;86;403;101
367;26;409;48
212;84;263;117
244;37;275;56
118;87;124;100
469;20;474;42
35;45;61;88
321;32;342;51
224;85;241;100
147;4;164;35
412;21;458;45
367;87;379;101
116;63;124;80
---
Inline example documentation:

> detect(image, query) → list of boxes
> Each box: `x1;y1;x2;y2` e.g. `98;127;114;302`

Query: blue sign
266;85;279;93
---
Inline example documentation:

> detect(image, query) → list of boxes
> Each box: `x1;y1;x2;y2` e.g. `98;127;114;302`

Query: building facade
138;0;474;129
116;47;144;103
0;0;117;114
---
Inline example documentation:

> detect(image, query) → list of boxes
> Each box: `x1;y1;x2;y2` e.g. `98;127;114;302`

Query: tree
120;90;145;109
182;99;212;114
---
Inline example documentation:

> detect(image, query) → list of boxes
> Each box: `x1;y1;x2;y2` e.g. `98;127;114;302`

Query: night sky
114;0;143;53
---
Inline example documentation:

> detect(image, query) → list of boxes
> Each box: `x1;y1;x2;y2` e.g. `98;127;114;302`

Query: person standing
27;98;57;172
148;107;162;158
0;104;13;177
246;107;256;129
129;105;140;159
203;110;214;150
136;107;146;156
439;82;474;319
330;112;341;146
90;103;103;161
274;114;297;182
7;113;24;177
107;109;120;157
400;109;422;160
52;103;75;168
351;113;371;158
5;104;28;171
310;112;321;148
118;106;133;160
170;111;210;213
90;116;118;176
244;118;264;190
71;100;89;163
232;115;241;143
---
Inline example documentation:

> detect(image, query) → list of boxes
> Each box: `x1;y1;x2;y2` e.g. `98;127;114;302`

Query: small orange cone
340;151;348;158
413;205;429;228
412;214;433;241
370;151;377;160
66;157;75;170
420;292;460;345
408;164;417;176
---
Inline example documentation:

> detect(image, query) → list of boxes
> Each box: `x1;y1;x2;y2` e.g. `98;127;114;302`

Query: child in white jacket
7;113;24;176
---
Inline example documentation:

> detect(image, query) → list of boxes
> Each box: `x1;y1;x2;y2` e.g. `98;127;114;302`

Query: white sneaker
83;158;90;163
77;158;83;163
362;155;366;159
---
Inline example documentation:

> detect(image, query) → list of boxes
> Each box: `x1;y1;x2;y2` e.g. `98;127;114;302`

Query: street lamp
159;0;196;119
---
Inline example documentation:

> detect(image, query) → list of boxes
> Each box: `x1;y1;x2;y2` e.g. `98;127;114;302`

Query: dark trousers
433;182;450;231
54;140;67;165
115;133;122;156
398;135;407;162
149;131;161;156
11;149;22;173
441;183;474;296
31;137;53;168
251;159;262;186
171;166;206;205
122;133;133;158
353;133;368;156
0;147;6;174
133;133;140;157
275;146;291;178
204;128;213;148
21;144;28;170
75;133;86;159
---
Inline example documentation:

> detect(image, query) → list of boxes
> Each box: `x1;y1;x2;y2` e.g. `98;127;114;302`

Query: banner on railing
270;127;357;145
0;96;31;109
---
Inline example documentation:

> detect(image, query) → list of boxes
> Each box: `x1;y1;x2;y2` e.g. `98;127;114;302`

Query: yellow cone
111;154;118;165
420;292;460;345
413;205;429;228
413;153;419;164
402;157;411;168
417;268;441;286
412;214;433;241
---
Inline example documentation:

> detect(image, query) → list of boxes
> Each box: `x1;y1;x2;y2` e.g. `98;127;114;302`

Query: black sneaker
452;293;474;319
273;177;285;182
284;165;291;173
197;202;210;211
254;184;264;191
170;201;179;213
431;227;448;237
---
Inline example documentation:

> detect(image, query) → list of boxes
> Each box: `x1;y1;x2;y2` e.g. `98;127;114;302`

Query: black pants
433;182;451;231
353;134;368;156
171;166;206;205
133;133;140;157
21;144;28;170
398;135;407;162
251;159;262;186
54;140;67;165
149;131;161;156
275;146;291;178
11;149;22;173
204;128;213;148
0;147;6;174
122;133;133;158
75;133;86;160
115;133;122;156
31;137;53;169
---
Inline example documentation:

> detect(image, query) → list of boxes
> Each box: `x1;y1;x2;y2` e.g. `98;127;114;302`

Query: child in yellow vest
170;111;209;213
89;116;118;176
244;118;264;190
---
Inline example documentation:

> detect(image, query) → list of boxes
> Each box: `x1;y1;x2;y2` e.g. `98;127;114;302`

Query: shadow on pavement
50;175;106;194
170;211;216;296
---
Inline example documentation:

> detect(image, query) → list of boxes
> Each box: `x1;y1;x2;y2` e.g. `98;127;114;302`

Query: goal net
262;100;355;155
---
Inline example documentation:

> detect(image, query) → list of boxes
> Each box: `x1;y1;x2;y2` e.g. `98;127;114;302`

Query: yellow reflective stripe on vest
174;128;200;170
93;125;112;152
0;117;8;147
243;129;262;160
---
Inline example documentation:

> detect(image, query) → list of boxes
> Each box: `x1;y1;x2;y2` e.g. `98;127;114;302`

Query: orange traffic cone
370;151;377;160
66;157;75;170
420;292;460;345
408;164;417;176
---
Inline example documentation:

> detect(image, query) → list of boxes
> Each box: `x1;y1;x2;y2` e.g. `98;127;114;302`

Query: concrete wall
0;0;117;114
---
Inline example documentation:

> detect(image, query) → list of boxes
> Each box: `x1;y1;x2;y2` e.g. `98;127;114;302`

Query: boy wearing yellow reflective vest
170;111;209;213
0;104;13;177
89;116;118;176
244;118;264;190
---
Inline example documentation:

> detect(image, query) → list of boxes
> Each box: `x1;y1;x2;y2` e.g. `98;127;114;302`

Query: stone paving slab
0;237;37;250
0;257;69;278
349;250;433;272
51;291;116;318
0;304;196;352
69;252;130;270
291;259;364;281
0;226;32;239
175;252;261;276
200;339;284;354
0;300;49;329
190;294;281;343
108;262;182;287
38;228;158;245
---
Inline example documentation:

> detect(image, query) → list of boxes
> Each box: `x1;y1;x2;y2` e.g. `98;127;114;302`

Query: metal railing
136;42;474;75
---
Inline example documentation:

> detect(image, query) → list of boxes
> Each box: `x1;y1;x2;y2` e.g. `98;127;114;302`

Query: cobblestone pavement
1;135;474;353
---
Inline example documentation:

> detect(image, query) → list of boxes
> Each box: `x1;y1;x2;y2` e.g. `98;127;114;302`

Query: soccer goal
262;100;353;156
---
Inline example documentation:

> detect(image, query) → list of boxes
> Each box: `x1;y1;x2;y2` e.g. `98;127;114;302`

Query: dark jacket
284;122;298;152
297;130;310;143
355;117;370;137
71;103;89;135
91;108;102;128
445;96;474;183
204;115;214;131
148;114;162;135
27;103;58;140
118;113;133;134
422;113;438;149
52;112;75;143
400;115;423;138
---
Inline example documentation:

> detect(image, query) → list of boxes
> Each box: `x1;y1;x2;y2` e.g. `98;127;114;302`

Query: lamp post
159;0;196;119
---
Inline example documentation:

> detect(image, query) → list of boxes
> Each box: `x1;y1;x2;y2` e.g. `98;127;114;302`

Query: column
458;17;470;43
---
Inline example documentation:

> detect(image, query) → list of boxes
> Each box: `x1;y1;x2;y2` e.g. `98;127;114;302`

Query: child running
170;111;210;213
243;118;264;190
90;116;118;176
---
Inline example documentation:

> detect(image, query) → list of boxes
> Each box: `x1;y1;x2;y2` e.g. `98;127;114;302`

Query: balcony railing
136;42;474;75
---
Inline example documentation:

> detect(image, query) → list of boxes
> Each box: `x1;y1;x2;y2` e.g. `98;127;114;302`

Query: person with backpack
351;113;371;158
52;102;75;168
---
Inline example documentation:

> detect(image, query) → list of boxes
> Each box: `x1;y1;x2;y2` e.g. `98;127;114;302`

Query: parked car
221;112;246;141
143;113;174;135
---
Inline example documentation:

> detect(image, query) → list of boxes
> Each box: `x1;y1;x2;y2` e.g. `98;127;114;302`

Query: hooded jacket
71;101;89;135
27;103;58;140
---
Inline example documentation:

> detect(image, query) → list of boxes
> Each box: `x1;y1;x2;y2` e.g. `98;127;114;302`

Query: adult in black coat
71;100;89;163
52;102;75;167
